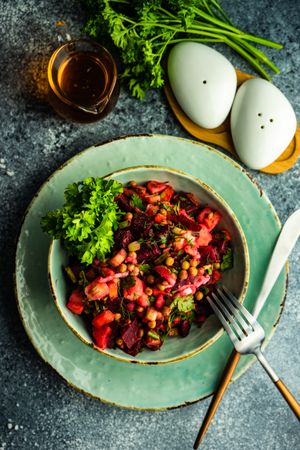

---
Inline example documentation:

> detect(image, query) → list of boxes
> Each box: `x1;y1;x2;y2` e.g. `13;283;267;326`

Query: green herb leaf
148;330;160;340
139;263;151;273
82;0;282;99
131;193;145;210
170;295;195;313
221;248;233;271
41;177;123;265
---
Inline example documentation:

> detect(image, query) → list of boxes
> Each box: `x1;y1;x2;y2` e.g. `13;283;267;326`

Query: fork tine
207;296;238;344
211;293;244;340
217;288;253;334
222;286;257;325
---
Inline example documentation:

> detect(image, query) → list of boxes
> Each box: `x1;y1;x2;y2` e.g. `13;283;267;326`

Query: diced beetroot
137;294;149;308
178;211;201;231
92;310;115;329
123;277;144;301
93;324;112;350
172;317;181;326
136;243;161;263
85;279;109;300
147;181;167;194
109;249;127;267
108;281;118;299
126;302;136;312
131;213;153;238
114;229;133;249
155;295;165;310
124;339;143;356
121;318;140;349
199;245;219;263
115;193;135;212
173;192;199;214
194;226;212;246
67;289;85;315
85;267;97;281
179;319;191;337
151;287;166;297
211;270;221;283
160;185;174;202
154;265;177;287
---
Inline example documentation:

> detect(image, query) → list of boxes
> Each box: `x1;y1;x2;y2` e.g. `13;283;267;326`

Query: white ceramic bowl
48;166;249;364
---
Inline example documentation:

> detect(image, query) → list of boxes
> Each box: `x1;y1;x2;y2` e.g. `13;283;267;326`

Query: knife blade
252;208;300;318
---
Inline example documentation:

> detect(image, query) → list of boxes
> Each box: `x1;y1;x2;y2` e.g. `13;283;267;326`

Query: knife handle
193;350;241;449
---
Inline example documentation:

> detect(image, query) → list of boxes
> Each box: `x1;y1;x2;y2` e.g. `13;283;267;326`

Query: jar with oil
48;39;119;123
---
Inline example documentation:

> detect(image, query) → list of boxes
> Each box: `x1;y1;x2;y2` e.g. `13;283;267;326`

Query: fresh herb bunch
82;0;283;99
41;177;123;264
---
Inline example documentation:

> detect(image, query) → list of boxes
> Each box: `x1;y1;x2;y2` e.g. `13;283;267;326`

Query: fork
207;286;300;420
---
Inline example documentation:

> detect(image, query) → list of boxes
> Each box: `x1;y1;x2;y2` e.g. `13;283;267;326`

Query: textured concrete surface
0;1;299;449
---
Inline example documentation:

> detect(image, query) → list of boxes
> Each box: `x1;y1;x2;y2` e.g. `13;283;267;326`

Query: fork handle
256;350;300;420
274;380;300;420
193;350;241;449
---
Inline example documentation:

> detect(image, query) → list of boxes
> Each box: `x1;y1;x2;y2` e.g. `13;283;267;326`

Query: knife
194;208;300;449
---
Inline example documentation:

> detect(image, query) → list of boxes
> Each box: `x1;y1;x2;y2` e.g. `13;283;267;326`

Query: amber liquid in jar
58;52;109;108
48;41;119;123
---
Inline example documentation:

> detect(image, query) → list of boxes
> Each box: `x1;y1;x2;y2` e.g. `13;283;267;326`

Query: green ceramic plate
15;135;286;410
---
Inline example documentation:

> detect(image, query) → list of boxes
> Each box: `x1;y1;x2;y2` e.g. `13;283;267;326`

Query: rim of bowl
48;165;250;365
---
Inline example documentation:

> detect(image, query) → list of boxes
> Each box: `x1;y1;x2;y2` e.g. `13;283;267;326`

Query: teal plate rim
14;134;287;410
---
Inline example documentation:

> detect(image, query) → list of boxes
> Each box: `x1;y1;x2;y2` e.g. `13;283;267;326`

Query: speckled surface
0;1;299;449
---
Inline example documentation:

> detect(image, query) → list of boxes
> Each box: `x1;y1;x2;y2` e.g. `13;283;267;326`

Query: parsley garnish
170;295;195;313
41;177;123;265
221;248;233;271
131;193;145;211
139;263;151;273
82;1;282;99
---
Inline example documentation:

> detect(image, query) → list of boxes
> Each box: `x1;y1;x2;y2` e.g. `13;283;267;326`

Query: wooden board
164;69;299;174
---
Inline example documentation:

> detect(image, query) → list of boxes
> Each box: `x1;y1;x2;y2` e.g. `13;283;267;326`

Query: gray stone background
0;1;299;449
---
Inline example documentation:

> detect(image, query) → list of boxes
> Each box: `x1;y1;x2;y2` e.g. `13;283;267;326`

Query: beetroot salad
65;180;233;356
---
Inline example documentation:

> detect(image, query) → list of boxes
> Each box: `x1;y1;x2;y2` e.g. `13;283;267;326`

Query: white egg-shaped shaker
168;42;237;129
230;78;297;170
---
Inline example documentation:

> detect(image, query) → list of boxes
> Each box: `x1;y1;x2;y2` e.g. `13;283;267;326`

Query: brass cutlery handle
193;350;241;449
275;379;300;420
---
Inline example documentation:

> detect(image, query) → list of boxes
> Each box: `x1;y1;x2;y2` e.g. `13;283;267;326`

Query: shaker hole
203;80;207;84
270;118;274;122
258;113;262;116
261;125;265;129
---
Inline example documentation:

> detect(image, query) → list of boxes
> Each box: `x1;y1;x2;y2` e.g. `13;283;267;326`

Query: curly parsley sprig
82;0;282;99
41;177;123;265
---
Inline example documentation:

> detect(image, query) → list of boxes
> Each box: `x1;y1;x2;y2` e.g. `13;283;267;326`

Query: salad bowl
48;165;249;364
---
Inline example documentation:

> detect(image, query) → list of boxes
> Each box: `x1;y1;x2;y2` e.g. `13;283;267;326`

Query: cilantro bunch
82;0;282;99
41;177;123;265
